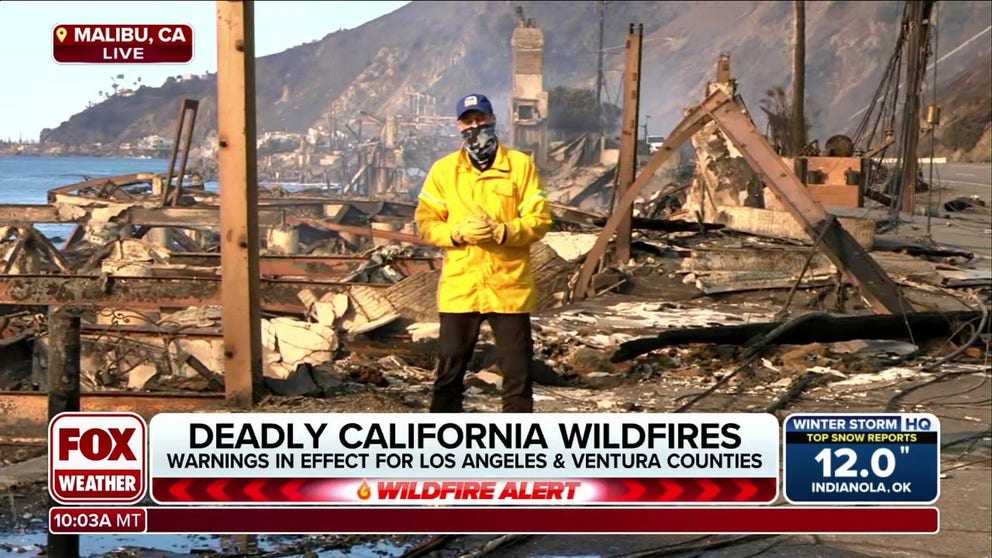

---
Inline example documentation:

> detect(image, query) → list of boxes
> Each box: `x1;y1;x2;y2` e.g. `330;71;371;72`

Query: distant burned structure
510;11;549;169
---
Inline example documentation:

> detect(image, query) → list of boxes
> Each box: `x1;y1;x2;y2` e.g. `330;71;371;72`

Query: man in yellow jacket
414;93;553;413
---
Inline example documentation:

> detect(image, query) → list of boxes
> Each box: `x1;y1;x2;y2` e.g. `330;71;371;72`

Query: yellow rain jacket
415;145;553;314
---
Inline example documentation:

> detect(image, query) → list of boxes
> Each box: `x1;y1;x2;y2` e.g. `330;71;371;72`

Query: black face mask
461;123;498;170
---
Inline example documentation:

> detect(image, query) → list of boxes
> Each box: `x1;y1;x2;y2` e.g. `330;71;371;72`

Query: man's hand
451;217;493;245
476;211;507;245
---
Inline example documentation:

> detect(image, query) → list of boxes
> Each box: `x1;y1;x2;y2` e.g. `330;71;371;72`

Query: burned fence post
47;306;81;419
47;306;81;558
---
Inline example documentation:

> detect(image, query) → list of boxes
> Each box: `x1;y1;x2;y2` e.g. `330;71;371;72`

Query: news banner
48;411;940;535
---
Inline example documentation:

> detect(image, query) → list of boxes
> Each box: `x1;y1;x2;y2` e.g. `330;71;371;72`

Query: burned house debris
0;11;988;479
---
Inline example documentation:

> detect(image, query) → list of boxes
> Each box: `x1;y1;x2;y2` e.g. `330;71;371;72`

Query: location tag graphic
53;24;194;64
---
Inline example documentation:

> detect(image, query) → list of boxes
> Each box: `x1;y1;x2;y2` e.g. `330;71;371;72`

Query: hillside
933;51;991;161
39;0;992;159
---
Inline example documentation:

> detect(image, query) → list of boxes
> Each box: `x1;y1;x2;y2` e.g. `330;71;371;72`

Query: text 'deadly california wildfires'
148;412;779;505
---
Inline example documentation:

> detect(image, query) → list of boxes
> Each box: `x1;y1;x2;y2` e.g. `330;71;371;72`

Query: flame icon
357;479;371;500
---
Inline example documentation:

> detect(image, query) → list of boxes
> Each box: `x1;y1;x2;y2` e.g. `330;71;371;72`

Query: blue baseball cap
455;94;494;120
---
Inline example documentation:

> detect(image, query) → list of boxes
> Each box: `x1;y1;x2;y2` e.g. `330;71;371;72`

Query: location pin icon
56;27;67;43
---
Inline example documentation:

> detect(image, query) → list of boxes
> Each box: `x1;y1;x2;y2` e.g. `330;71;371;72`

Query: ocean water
0;154;172;240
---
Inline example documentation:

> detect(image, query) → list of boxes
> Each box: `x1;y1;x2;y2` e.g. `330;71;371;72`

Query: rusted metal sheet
168;253;441;277
123;206;285;227
0;391;225;443
0;275;382;313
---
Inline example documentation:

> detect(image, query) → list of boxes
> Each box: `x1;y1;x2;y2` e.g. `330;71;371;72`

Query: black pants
431;312;534;413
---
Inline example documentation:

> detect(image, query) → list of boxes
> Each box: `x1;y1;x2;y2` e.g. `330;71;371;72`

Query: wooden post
896;1;935;215
148;177;170;247
217;0;263;407
47;306;81;558
615;23;642;264
791;0;806;156
595;1;607;136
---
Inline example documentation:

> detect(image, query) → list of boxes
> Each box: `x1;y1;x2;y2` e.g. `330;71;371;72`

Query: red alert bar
51;507;939;534
53;24;193;64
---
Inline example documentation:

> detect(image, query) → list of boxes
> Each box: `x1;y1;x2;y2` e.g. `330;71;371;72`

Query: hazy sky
0;1;410;141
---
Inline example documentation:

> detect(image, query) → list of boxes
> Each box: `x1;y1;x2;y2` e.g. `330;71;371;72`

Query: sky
0;0;410;141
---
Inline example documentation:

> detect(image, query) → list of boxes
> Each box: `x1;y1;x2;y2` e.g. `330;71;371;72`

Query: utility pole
896;0;935;216
596;1;607;136
791;0;806;156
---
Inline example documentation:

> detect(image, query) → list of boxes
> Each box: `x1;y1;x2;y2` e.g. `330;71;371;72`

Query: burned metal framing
572;89;909;315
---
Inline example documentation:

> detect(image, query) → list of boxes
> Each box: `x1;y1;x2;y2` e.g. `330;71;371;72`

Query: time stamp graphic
783;413;940;505
53;24;194;64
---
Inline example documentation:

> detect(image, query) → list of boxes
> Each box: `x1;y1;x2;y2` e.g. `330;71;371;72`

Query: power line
847;23;991;124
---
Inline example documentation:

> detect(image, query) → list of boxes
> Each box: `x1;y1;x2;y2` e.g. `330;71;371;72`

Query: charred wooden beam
167;253;441;277
47;173;149;201
591;216;724;232
710;97;908;314
0;275;381;313
122;206;284;227
611;310;988;362
286;216;429;245
1;233;28;274
255;198;417;217
82;323;222;337
24;227;73;274
572;90;727;301
168;228;204;252
0;205;59;223
0;391;224;443
566;166;617;208
0;205;285;227
574;89;908;314
549;203;607;227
